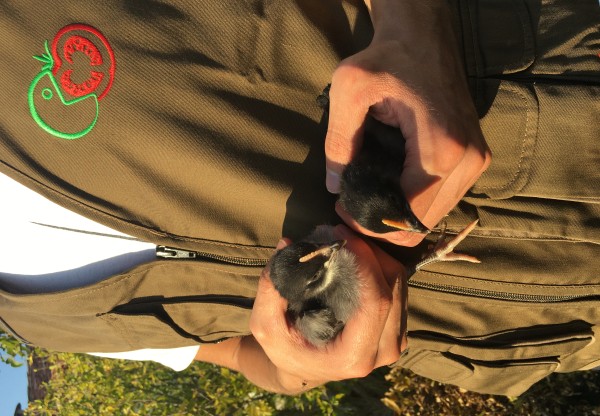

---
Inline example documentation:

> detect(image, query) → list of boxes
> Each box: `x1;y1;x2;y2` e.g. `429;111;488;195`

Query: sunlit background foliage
3;332;600;415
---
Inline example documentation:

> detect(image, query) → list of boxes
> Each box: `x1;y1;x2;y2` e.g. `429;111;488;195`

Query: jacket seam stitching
474;84;529;192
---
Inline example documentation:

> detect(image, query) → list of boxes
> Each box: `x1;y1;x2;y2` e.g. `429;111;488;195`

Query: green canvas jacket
0;0;598;396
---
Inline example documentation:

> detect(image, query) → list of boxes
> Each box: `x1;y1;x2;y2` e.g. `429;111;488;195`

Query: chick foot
408;219;481;276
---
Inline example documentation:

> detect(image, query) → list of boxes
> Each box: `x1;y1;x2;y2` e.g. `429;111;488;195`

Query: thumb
324;80;370;194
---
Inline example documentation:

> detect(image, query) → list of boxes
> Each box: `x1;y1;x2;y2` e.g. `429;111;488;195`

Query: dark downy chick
269;226;359;347
318;84;430;234
269;221;480;347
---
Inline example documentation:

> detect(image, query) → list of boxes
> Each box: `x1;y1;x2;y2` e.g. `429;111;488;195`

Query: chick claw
412;219;481;275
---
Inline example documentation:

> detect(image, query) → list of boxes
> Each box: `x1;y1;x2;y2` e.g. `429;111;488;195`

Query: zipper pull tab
156;246;198;259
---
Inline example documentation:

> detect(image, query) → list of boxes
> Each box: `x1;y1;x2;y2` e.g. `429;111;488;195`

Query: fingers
333;125;491;248
324;65;372;194
275;238;291;250
251;227;407;382
335;202;426;247
331;225;403;373
250;238;302;358
322;16;492;247
362;237;407;366
249;265;292;347
401;136;491;237
375;276;402;367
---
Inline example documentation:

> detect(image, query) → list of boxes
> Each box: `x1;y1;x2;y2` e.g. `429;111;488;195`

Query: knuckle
348;360;376;379
377;293;393;317
343;351;378;378
248;318;265;340
433;142;467;176
332;60;365;83
379;346;401;368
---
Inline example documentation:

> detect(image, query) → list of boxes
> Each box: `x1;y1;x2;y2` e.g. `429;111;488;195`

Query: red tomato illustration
50;24;115;100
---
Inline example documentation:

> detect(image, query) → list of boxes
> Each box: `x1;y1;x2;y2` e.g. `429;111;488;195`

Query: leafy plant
383;366;600;416
25;350;365;415
19;342;600;415
0;331;28;367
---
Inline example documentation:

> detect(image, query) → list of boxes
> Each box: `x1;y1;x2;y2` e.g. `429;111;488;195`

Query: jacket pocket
454;0;539;200
407;350;558;397
94;259;260;350
397;322;594;396
458;0;535;78
99;294;254;349
470;80;538;199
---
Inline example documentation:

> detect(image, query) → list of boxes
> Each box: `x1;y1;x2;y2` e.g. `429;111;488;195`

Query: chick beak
299;240;346;263
382;218;430;234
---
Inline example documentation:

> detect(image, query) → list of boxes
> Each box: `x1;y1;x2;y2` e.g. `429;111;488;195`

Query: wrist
275;368;326;396
236;336;322;395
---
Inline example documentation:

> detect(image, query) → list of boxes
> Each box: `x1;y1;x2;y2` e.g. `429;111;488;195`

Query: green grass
24;349;600;415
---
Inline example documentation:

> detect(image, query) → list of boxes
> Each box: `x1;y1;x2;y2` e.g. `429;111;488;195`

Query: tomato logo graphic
28;24;115;140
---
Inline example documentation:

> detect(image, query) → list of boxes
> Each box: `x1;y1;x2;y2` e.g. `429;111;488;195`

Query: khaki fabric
0;0;599;396
0;0;371;350
0;0;376;255
1;261;260;352
397;0;600;396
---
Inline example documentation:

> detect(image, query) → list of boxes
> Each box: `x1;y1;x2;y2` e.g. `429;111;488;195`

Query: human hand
249;225;407;393
325;1;491;246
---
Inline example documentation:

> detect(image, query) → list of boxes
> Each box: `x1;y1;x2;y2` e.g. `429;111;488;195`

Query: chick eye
306;272;321;287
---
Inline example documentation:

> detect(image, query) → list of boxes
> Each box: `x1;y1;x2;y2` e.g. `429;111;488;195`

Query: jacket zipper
158;249;590;303
407;280;595;303
156;245;269;267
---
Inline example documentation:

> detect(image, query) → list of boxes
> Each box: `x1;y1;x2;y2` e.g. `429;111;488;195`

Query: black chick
317;85;429;234
269;226;359;347
269;221;480;347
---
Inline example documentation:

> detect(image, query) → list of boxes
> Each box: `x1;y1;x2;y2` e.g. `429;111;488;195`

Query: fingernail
276;239;287;249
326;169;341;194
